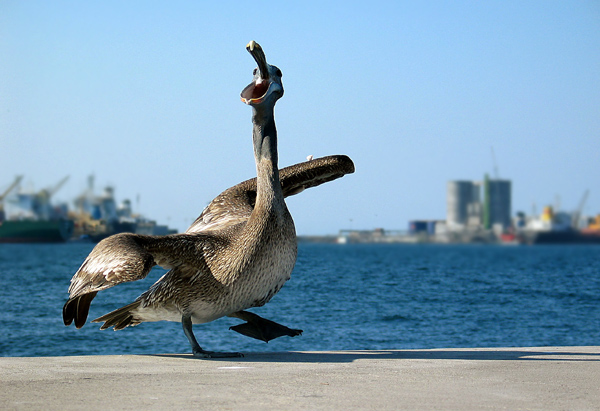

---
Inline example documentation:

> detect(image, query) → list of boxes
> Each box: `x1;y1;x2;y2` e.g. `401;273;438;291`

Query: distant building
447;176;512;232
447;181;481;228
483;176;511;231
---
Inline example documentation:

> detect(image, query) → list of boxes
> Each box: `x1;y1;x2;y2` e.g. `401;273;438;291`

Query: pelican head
240;41;284;106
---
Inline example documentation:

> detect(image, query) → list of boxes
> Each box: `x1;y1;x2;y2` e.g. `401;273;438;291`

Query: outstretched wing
279;154;355;196
63;232;220;328
187;154;355;233
67;234;156;301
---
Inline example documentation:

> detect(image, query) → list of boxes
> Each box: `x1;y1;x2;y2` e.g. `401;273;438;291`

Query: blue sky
1;1;599;234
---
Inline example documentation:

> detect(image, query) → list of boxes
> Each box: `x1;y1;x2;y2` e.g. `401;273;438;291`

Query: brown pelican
62;41;355;358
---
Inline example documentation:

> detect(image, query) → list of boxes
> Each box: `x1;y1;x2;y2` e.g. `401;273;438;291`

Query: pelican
62;41;355;358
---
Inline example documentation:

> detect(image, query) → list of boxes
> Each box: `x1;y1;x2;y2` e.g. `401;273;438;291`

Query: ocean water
0;242;599;357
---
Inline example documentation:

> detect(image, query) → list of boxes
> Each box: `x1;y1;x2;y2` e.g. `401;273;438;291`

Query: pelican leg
182;315;243;358
228;310;303;343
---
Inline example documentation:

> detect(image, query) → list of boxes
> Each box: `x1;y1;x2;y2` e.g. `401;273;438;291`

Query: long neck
251;106;283;207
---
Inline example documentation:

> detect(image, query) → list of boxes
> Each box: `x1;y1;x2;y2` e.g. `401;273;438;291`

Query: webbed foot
228;311;303;343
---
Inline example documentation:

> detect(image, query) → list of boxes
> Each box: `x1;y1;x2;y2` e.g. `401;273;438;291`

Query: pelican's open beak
241;41;272;105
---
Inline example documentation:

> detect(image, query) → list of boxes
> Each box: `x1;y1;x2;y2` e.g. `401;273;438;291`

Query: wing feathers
187;155;354;233
93;301;142;330
67;233;221;300
62;291;98;328
67;233;157;299
280;154;355;196
63;233;157;328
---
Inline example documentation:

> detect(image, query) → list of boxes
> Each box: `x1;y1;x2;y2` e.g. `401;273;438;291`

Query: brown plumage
62;41;354;358
187;154;355;233
62;155;353;330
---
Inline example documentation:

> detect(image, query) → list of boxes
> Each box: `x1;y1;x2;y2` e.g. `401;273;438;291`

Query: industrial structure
337;174;514;244
335;171;599;244
447;175;512;233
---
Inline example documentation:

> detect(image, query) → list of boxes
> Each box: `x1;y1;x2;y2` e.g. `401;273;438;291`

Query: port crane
490;147;500;179
31;176;70;220
0;175;24;221
38;175;70;199
571;189;589;229
0;175;23;201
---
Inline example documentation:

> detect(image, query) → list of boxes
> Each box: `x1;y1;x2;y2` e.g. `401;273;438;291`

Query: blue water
0;243;599;357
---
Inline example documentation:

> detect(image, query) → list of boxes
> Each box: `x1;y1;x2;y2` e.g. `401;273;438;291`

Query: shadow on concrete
150;349;600;363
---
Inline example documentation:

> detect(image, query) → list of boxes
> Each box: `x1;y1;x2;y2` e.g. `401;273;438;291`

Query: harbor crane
571;189;589;229
0;175;23;201
0;175;24;221
39;175;70;199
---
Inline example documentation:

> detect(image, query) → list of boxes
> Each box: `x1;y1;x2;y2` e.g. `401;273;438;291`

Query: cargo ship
0;176;74;243
0;219;74;243
516;206;600;245
518;228;600;244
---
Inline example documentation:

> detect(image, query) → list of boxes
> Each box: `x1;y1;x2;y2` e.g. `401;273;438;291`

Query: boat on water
516;207;600;245
0;176;74;243
0;219;74;243
518;228;600;245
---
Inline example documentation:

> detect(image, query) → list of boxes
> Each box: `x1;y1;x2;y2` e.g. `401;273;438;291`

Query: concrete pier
2;347;599;410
